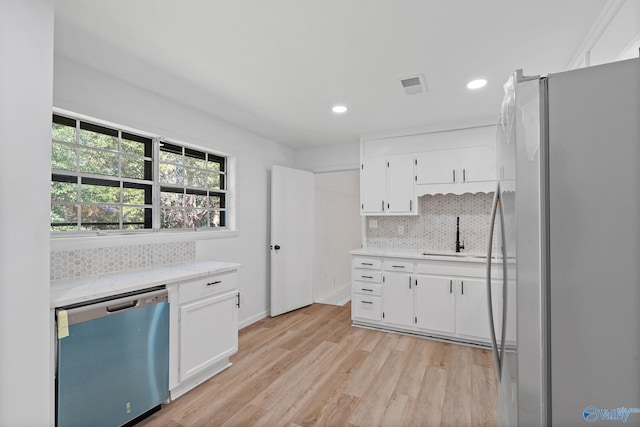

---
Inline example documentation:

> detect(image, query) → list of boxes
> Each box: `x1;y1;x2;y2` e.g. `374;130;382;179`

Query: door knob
274;245;281;250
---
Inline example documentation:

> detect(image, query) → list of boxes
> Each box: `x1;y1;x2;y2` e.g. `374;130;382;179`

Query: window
159;143;226;229
51;113;228;233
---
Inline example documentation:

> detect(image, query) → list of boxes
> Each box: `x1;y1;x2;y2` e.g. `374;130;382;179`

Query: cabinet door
415;150;458;184
414;275;455;334
179;290;238;382
456;278;501;342
360;157;386;214
459;146;496;183
387;156;416;213
382;272;414;327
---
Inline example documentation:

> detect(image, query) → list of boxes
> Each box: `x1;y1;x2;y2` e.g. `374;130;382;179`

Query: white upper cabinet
387;156;416;213
360;155;416;216
361;125;497;206
415;150;458;184
415;146;496;195
458;146;496;183
360;157;387;214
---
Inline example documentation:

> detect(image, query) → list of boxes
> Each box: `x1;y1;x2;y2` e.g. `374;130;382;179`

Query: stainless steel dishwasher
56;286;169;427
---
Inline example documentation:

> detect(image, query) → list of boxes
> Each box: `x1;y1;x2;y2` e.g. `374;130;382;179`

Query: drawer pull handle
391;265;405;268
361;301;373;304
207;280;222;286
361;288;373;292
361;262;373;266
361;275;373;279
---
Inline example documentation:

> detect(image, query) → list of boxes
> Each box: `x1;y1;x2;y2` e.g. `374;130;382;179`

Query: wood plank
139;302;498;427
407;366;448;427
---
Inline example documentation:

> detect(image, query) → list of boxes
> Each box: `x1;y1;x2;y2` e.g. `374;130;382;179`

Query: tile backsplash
366;193;494;253
51;241;196;280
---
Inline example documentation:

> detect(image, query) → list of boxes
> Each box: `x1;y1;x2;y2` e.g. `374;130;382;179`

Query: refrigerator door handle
497;182;508;375
486;183;502;380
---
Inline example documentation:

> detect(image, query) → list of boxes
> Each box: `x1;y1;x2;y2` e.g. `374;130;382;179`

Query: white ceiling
54;0;609;148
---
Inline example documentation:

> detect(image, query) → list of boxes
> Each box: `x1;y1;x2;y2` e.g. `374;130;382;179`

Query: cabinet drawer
353;270;382;283
179;272;238;304
352;296;382;321
353;257;382;270
382;260;414;272
352;283;382;296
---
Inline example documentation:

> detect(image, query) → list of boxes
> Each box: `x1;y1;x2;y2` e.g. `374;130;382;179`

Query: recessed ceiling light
332;105;348;114
467;79;487;90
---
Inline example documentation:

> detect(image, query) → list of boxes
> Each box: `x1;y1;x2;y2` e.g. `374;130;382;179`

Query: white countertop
50;261;241;307
350;248;501;263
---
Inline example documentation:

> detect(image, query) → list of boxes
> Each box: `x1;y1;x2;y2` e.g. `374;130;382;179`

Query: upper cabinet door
360;157;386;214
387;156;415;213
458;146;496;183
415;150;458;184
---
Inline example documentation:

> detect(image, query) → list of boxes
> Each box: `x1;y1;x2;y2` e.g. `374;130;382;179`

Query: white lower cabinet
352;256;383;322
179;290;238;382
414;275;455;335
352;254;504;346
382;272;414;327
486;277;515;346
352;294;382;321
170;270;239;399
455;277;498;341
415;275;498;342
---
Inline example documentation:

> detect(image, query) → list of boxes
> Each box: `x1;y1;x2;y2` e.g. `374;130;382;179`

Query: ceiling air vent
399;74;427;95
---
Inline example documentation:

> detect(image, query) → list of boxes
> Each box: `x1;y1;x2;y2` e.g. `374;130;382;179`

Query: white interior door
270;165;314;316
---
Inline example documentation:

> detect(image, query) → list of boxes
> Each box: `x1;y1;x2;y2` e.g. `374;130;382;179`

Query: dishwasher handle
58;288;168;326
106;300;139;313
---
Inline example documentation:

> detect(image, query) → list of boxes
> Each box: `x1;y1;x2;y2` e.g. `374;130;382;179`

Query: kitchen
2;1;639;426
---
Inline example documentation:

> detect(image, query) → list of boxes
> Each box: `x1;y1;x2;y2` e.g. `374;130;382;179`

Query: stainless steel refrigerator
487;57;640;426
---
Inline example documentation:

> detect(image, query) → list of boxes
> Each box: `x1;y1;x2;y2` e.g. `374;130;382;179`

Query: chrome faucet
455;216;465;253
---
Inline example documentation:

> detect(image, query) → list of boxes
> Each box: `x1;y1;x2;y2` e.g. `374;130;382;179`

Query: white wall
591;0;639;63
569;0;640;69
0;1;53;425
293;143;361;305
362;125;497;158
294;141;360;172
53;55;295;327
313;171;361;305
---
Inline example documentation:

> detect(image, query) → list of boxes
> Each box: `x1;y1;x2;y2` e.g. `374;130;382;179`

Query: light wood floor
139;302;498;427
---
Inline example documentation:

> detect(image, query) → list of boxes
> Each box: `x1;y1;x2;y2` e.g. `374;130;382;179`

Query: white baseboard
169;359;232;401
237;292;351;332
238;310;268;330
315;284;351;306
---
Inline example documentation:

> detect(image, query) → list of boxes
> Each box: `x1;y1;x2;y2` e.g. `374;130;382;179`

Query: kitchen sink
421;252;486;259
